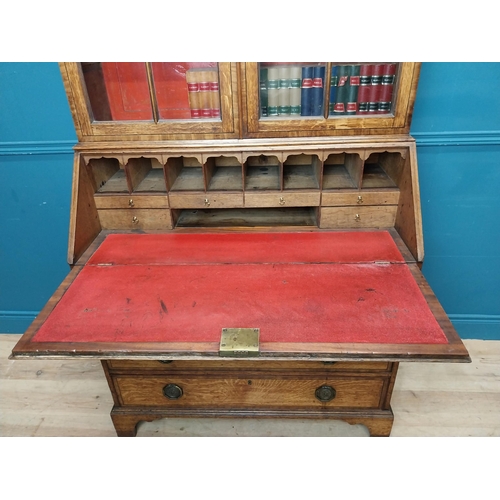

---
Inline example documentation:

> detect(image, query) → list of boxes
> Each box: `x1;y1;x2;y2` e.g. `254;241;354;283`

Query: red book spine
367;64;384;115
356;64;373;115
378;63;397;114
199;71;212;118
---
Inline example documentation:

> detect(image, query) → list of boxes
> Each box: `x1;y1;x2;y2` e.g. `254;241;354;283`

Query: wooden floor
1;334;499;437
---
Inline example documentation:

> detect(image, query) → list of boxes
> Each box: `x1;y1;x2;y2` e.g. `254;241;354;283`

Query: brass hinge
219;328;260;357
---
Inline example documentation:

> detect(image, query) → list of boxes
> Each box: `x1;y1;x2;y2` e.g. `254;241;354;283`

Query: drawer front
245;192;320;208
114;375;386;409
108;359;390;372
320;206;397;229
98;209;173;230
169;193;243;209
94;195;169;209
321;190;399;207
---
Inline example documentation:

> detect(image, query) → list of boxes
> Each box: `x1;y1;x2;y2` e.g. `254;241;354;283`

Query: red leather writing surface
87;231;406;266
33;232;447;345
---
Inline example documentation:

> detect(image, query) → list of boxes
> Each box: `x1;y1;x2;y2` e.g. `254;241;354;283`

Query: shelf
362;164;397;189
97;169;128;193
322;165;357;189
175;207;318;227
134;169;167;193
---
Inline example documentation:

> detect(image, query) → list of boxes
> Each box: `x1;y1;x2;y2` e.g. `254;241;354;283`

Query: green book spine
267;66;279;116
278;66;291;115
289;66;302;115
346;65;360;115
260;67;268;117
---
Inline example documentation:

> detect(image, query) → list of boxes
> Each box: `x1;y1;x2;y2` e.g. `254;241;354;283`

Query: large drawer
114;374;387;409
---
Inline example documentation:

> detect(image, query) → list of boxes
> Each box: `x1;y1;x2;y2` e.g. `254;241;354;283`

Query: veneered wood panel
115;375;386;408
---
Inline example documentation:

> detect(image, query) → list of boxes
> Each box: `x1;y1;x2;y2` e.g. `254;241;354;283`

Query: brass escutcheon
204;198;210;207
128;198;134;207
279;197;285;206
357;195;363;204
354;214;360;221
132;216;139;224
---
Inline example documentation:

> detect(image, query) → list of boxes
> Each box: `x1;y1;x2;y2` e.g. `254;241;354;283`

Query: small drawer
168;193;243;209
94;194;169;209
107;359;390;372
114;375;386;409
321;190;399;207
245;192;320;208
98;209;173;230
320;205;397;229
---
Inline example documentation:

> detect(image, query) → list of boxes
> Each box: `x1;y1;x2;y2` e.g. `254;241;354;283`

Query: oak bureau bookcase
12;62;470;436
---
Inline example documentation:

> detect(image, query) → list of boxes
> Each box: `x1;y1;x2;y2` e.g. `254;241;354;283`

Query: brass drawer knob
279;197;285;206
315;385;336;402
204;198;211;207
132;216;139;224
163;383;183;400
128;198;134;207
354;214;360;222
357;195;363;204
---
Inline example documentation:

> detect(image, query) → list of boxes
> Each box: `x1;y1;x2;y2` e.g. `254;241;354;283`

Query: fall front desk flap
30;231;447;346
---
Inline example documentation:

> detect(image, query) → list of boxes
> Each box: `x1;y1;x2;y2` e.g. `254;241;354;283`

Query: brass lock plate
219;328;260;357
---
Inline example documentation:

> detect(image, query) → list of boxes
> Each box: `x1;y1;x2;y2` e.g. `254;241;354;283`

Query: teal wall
1;62;499;339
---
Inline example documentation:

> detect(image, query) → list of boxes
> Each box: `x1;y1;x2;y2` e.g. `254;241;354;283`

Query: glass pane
258;62;400;120
329;63;399;117
81;62;153;121
151;63;220;120
260;62;326;118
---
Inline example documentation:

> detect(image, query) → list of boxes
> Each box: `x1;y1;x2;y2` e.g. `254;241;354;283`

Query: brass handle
279;197;285;206
163;383;183;400
128;198;134;207
315;385;336;402
357;195;363;204
354;214;360;222
204;198;211;207
132;216;139;224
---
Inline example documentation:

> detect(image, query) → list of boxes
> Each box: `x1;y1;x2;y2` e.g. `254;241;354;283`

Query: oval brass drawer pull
128;198;134;207
279;197;285;206
315;385;336;402
204;198;211;207
163;383;183;400
354;214;360;222
357;195;363;204
132;216;139;224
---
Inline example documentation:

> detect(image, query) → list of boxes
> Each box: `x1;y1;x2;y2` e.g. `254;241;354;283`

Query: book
267;66;279;116
186;69;201;119
311;65;326;116
356;64;373;115
278;66;291;116
328;65;338;115
260;67;268;117
378;63;397;114
198;70;213;118
289;66;302;116
208;69;220;118
300;66;314;116
332;65;350;116
345;65;360;115
368;64;384;114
